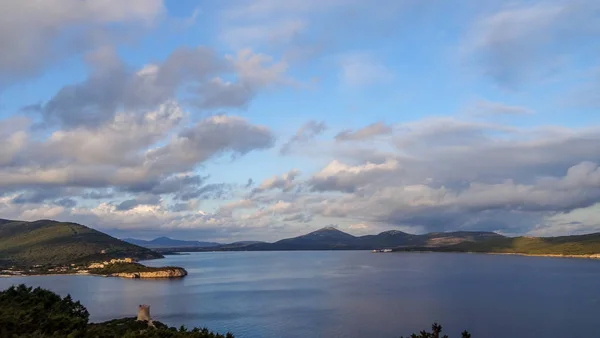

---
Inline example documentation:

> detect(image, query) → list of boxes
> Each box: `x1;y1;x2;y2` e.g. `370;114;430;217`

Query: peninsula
0;219;186;278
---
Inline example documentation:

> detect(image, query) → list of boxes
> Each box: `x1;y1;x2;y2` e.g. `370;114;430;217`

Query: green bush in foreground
0;285;233;338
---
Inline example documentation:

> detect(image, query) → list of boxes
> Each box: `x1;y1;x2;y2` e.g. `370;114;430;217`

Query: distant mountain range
0;219;162;267
4;219;600;267
154;226;505;252
123;237;221;249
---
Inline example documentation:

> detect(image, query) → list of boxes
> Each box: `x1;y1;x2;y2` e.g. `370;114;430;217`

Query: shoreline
484;252;600;259
1;268;187;279
393;250;600;260
0;272;187;279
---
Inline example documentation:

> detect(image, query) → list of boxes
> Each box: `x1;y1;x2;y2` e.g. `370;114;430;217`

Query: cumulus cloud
39;46;254;128
309;159;400;193
254;169;301;193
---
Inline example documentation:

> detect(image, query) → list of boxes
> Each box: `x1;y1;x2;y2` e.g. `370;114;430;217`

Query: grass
0;219;162;268
395;233;600;256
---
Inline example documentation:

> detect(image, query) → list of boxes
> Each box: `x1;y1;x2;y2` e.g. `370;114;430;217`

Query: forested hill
394;233;600;256
0;219;162;267
178;227;505;252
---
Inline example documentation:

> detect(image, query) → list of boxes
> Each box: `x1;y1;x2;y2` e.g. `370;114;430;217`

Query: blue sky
0;0;599;242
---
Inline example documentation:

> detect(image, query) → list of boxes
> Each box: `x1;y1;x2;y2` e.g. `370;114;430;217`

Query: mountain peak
380;230;408;236
153;236;172;241
318;226;340;232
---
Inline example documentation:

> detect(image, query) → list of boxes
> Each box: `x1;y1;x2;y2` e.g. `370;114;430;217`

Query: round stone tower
137;304;151;322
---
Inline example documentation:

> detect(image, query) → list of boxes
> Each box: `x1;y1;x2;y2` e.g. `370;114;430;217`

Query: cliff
110;267;188;279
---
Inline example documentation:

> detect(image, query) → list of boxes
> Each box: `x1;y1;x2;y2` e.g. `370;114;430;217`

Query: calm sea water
2;251;600;338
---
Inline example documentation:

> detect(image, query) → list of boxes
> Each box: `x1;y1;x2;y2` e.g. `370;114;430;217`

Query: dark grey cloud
335;122;393;141
146;115;276;174
177;183;232;201
115;195;161;211
55;198;77;209
282;213;313;223
149;175;206;195
82;190;115;200
11;188;66;204
280;120;326;155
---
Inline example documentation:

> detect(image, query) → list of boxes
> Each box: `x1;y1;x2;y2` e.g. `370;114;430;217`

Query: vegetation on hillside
88;262;183;275
395;233;600;256
0;219;162;268
0;285;234;338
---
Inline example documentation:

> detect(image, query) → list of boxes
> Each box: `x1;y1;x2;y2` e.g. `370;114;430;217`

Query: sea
2;251;600;338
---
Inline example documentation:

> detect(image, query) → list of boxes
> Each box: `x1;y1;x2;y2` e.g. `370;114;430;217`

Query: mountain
398;233;600;256
123;237;221;249
0;219;162;267
190;227;505;251
268;226;360;250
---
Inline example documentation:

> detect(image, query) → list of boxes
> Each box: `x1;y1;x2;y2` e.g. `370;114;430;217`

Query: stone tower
137;304;151;322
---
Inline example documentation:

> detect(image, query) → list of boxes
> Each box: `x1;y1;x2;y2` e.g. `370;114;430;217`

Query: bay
1;251;599;338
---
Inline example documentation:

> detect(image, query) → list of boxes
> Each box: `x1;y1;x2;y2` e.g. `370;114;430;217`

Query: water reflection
2;251;600;337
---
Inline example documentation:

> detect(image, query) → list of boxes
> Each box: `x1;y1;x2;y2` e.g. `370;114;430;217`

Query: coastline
484;252;600;259
393;250;600;260
0;268;187;279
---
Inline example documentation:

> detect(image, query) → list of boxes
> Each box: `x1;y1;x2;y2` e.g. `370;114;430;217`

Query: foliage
87;318;234;338
0;284;234;338
395;232;600;256
0;219;162;268
0;284;89;337
88;262;182;275
400;323;471;338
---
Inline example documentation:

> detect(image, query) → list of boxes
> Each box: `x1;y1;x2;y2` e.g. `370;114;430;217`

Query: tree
400;323;471;338
0;284;89;337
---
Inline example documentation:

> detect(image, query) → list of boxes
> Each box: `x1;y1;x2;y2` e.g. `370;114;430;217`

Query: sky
0;0;599;242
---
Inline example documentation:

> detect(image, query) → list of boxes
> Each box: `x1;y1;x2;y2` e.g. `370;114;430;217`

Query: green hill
395;233;600;256
0;219;162;268
185;227;505;251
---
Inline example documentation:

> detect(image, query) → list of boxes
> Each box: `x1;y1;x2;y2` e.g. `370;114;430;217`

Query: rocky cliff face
111;267;188;279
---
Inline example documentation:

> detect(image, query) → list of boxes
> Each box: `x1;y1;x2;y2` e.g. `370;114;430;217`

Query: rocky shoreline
110;267;188;278
1;268;188;279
